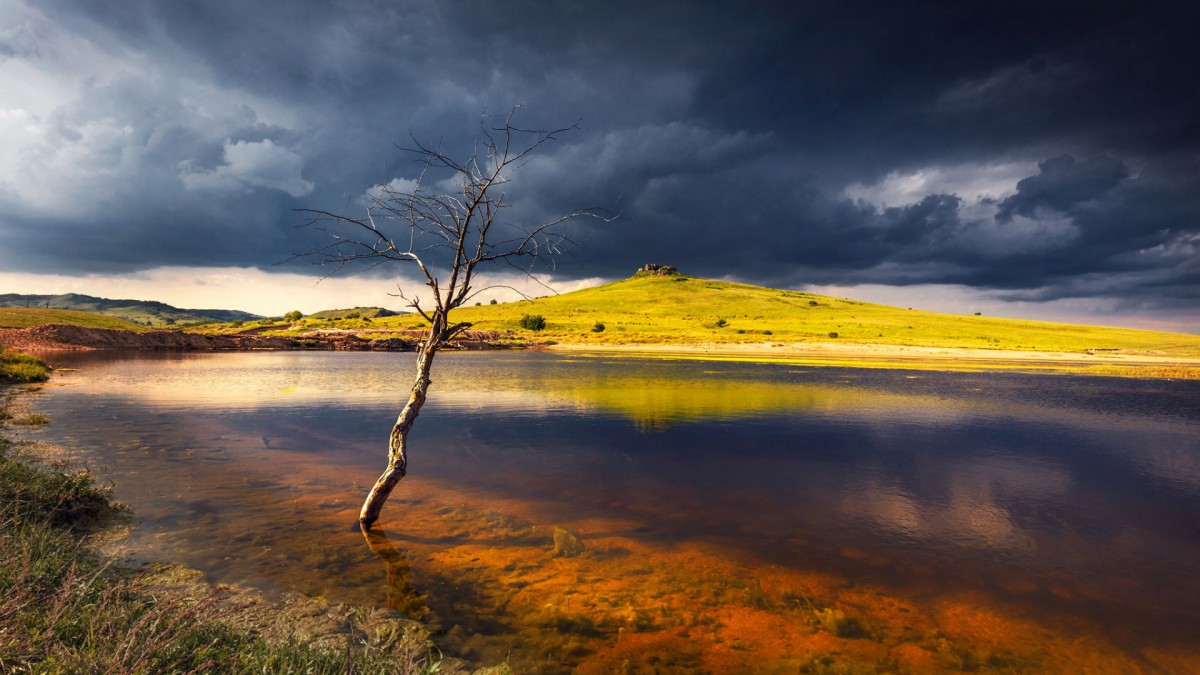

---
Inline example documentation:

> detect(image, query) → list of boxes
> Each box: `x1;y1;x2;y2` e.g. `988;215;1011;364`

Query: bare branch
293;106;615;528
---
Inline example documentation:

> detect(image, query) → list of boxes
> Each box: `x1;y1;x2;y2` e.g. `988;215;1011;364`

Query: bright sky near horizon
1;1;1196;331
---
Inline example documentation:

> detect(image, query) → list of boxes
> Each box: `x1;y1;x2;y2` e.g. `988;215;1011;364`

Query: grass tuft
1;347;51;383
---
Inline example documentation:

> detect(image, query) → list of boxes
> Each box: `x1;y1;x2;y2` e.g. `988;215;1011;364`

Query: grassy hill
305;307;397;320
350;273;1200;358
0;308;149;331
0;293;261;327
7;274;1198;362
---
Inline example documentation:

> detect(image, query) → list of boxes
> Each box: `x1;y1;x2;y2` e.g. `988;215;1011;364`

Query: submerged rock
552;527;585;557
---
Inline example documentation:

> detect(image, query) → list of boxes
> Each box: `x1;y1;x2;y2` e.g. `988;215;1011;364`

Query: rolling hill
5;272;1199;367
354;270;1200;358
0;308;149;331
0;293;261;327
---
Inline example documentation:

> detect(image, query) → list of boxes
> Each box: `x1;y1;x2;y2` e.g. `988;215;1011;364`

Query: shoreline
5;322;1199;378
0;380;492;674
548;340;1200;376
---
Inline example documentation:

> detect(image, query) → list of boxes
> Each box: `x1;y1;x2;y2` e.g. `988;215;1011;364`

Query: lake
24;350;1200;672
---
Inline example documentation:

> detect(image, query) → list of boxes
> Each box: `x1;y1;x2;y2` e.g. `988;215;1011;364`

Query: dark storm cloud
995;155;1129;222
1;0;1196;314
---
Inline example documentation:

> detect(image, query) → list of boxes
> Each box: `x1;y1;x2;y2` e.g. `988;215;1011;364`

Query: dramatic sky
1;0;1197;331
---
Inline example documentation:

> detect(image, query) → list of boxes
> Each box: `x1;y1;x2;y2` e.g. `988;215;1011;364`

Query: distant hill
0;308;149;331
0;293;261;327
306;307;398;320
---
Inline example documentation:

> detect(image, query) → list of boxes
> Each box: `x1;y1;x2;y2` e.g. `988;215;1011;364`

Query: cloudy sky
1;0;1197;331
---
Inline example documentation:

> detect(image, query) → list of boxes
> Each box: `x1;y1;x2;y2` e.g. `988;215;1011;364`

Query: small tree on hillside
297;106;611;528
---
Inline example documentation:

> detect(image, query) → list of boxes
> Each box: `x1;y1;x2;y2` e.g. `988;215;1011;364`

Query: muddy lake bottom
22;351;1200;673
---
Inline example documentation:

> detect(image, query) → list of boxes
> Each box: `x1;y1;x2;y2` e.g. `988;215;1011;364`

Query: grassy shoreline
0;366;473;674
0;346;51;384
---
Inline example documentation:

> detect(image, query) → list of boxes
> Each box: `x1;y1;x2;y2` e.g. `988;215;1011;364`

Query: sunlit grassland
21;273;1194;361
0;308;148;331
360;275;1200;358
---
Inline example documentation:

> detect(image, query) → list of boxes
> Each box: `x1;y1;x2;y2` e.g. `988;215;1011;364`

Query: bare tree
297;106;611;529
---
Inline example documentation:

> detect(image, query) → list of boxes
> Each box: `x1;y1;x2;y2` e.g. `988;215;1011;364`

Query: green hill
0;308;148;331
0;293;261;327
306;307;398;320
362;272;1200;358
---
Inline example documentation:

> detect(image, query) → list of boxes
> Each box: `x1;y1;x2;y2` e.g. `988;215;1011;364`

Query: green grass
0;347;51;383
306;306;398;320
0;308;148;331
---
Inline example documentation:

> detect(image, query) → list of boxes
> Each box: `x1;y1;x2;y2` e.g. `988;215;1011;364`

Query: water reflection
26;350;1200;672
361;528;426;618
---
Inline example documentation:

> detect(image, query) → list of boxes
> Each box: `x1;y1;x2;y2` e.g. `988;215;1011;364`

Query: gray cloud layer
1;0;1196;316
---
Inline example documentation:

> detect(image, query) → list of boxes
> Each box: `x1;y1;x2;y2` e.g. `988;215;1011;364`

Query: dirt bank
0;324;416;352
0;324;519;353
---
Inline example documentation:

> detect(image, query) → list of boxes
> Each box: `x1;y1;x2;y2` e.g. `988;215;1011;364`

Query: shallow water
25;351;1200;672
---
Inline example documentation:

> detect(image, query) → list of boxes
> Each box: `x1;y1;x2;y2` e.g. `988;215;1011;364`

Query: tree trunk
359;340;438;528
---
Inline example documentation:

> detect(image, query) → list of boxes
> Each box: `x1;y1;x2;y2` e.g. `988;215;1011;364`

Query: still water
25;351;1200;672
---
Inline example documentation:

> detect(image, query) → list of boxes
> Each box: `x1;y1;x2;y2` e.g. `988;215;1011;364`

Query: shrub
283;310;303;322
489;299;498;305
591;322;606;332
519;314;547;331
828;332;839;338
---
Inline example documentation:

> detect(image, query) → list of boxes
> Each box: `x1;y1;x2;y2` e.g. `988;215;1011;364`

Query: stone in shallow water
552;527;584;557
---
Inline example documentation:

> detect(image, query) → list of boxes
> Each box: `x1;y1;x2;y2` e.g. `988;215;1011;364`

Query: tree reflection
361;527;426;617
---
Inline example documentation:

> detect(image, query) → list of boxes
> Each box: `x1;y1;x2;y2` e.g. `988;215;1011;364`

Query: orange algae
72;426;1200;674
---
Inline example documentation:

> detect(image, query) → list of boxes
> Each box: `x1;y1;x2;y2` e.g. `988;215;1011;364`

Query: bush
828;332;839;338
489;299;498;305
519;314;547;331
591;322;606;333
283;310;303;322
